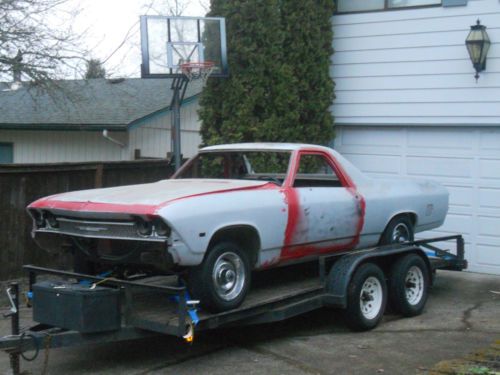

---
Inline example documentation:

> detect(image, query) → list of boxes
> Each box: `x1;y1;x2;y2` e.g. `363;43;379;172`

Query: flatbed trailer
0;235;466;375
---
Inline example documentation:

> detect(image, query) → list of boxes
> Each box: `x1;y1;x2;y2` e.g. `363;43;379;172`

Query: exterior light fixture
465;19;491;81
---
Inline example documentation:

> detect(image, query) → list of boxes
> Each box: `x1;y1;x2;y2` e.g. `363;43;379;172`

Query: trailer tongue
1;235;466;375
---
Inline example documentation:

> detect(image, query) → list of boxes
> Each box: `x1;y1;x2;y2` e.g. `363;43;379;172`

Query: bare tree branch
198;0;210;15
103;0;191;77
0;0;88;83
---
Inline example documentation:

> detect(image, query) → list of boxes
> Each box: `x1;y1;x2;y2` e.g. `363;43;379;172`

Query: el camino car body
28;143;448;311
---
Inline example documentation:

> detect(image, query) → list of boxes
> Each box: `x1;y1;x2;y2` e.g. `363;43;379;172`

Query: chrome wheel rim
359;276;383;320
405;266;424;305
392;223;411;243
212;251;246;301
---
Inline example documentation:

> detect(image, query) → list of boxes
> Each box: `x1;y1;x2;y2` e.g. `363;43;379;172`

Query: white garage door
335;126;500;275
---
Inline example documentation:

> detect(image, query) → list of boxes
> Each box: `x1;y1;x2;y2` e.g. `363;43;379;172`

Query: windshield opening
175;151;292;185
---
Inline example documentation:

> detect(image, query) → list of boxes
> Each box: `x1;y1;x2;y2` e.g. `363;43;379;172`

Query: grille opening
73;237;170;267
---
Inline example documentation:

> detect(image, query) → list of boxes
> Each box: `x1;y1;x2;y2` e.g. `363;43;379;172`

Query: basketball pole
139;15;227;171
171;86;182;171
170;76;189;171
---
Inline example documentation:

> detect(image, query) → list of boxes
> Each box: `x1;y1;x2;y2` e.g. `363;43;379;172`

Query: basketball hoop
180;61;215;85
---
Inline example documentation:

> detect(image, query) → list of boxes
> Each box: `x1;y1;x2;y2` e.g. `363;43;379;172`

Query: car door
283;151;362;257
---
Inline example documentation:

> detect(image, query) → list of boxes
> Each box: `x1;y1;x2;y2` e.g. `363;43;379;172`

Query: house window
389;0;441;8
0;143;13;163
336;0;441;13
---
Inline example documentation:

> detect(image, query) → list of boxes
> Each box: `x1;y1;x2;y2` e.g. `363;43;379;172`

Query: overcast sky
69;0;208;78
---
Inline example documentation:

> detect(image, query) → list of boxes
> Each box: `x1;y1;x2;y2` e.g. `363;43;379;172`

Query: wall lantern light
465;19;491;81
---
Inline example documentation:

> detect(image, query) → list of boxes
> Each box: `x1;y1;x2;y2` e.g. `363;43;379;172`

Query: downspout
102;129;126;148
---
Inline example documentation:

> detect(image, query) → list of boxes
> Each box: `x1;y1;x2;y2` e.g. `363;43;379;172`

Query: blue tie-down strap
186;290;200;325
424;249;454;260
188;309;199;325
24;290;34;307
79;270;113;286
169;291;199;326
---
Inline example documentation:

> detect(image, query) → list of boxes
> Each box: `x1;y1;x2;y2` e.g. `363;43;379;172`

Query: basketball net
180;61;215;86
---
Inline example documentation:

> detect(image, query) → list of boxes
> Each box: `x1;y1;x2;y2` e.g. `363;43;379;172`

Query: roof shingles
0;78;202;130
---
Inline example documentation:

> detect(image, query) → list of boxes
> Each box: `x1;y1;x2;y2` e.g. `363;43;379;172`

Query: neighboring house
0;78;202;164
331;0;500;274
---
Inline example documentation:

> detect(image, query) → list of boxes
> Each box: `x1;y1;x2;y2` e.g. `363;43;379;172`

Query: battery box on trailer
32;281;121;333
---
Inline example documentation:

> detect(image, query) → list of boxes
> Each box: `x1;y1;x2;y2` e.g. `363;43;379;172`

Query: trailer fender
323;245;431;309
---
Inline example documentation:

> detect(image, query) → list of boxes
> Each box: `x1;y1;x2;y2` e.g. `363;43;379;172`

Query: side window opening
293;153;343;188
176;151;291;183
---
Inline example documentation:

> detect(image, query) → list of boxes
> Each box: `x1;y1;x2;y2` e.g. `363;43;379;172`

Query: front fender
157;188;287;266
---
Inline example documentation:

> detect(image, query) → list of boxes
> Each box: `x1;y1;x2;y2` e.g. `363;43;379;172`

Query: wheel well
207;225;261;268
406;212;417;227
391;212;417;227
380;212;417;241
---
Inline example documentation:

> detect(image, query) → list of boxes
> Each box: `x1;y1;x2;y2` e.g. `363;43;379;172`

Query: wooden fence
0;159;175;280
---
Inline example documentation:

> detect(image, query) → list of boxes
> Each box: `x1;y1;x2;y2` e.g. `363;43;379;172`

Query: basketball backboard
140;16;228;78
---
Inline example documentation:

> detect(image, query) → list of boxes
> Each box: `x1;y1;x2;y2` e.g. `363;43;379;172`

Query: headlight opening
154;219;171;238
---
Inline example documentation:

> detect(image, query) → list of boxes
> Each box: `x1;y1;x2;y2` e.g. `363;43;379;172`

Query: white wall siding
0;100;202;164
331;0;500;125
0;130;127;163
128;101;202;160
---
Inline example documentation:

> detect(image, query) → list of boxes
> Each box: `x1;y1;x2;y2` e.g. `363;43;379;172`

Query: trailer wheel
344;263;387;331
188;242;251;313
389;254;429;317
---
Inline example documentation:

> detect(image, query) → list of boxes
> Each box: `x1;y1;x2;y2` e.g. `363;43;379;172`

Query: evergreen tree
281;0;335;144
199;0;334;146
85;59;106;79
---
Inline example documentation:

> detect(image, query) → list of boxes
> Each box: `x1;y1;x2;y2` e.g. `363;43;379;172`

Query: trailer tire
188;242;251;313
389;254;429;317
344;263;387;331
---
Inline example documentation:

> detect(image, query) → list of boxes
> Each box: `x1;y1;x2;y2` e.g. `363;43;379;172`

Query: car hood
29;179;269;214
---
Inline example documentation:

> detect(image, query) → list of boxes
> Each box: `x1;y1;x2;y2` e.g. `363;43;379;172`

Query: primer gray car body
28;143;449;270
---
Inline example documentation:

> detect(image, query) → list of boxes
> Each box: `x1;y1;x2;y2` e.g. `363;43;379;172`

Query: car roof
200;143;333;153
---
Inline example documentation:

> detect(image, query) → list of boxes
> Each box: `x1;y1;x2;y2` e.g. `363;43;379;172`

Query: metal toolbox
32;281;121;333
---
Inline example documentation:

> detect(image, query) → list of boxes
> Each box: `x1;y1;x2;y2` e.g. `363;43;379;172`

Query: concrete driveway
1;270;499;375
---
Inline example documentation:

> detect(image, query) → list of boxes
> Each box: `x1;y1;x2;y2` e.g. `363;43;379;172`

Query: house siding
0;130;127;163
331;0;500;125
0;100;202;164
332;0;500;274
128;101;202;160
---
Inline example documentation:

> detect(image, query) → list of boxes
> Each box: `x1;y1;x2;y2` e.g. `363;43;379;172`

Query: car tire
380;216;414;245
389;254;429;317
188;242;251;313
343;263;387;331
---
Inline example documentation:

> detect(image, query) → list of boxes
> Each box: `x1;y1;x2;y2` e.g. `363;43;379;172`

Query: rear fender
384;211;418;230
